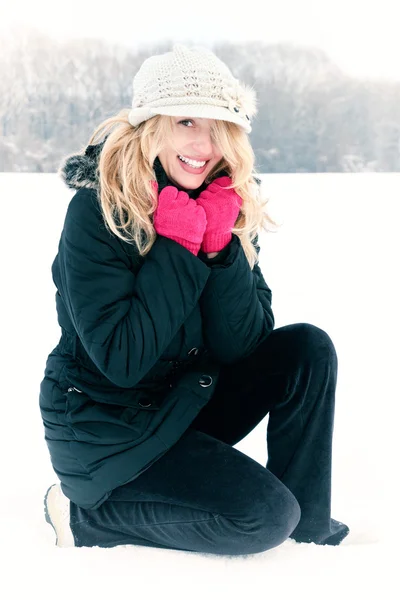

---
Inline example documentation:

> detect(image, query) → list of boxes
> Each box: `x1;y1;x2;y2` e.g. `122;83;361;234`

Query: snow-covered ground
1;172;398;599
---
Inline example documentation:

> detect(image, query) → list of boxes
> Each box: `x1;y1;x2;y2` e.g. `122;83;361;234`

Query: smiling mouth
178;155;209;166
177;155;210;173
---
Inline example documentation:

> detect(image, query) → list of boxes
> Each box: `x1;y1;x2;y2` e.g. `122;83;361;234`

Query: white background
0;0;399;81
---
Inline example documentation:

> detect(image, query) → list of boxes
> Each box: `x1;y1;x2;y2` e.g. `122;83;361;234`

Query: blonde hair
86;109;279;269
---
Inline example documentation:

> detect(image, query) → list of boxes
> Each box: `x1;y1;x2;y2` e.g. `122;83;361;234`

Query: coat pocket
64;387;154;444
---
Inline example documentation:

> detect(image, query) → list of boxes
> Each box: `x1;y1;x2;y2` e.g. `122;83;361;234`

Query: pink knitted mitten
195;176;243;253
152;182;207;256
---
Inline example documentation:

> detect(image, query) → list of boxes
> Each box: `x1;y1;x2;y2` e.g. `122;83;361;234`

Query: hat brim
128;104;252;133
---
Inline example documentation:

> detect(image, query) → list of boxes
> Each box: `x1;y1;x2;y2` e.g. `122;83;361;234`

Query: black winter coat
39;141;275;509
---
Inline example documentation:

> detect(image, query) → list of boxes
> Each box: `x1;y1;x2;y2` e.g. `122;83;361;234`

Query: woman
40;43;349;554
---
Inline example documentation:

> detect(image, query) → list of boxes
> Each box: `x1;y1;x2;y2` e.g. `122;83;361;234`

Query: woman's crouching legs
69;429;301;555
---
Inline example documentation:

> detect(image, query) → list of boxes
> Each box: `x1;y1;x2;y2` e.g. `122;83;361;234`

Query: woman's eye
179;119;194;127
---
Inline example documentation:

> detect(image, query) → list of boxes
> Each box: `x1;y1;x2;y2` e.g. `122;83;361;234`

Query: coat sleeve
53;188;211;388
198;234;274;364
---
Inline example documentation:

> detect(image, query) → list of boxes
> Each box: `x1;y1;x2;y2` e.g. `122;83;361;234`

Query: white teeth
178;155;206;168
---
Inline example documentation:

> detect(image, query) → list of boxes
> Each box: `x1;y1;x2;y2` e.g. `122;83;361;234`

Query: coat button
188;348;199;356
198;375;213;388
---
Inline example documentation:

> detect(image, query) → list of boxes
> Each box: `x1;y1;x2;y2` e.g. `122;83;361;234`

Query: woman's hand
195;176;243;253
151;181;208;256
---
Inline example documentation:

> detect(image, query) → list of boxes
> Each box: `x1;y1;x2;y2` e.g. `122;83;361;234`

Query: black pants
69;323;349;554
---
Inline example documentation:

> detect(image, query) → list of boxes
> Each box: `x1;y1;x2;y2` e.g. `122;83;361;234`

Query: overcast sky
0;0;398;81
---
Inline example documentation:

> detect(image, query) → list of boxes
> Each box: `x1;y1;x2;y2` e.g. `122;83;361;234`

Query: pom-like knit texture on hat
128;44;258;133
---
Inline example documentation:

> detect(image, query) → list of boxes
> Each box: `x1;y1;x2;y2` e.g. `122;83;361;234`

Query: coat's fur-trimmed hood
58;140;105;191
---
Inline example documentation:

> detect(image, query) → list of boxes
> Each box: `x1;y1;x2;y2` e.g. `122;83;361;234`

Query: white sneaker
44;484;75;547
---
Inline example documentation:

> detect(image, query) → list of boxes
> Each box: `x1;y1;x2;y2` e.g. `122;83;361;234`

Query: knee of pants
220;486;301;555
290;323;337;364
259;487;301;550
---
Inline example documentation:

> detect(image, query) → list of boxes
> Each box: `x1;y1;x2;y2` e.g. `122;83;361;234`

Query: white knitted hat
127;43;258;134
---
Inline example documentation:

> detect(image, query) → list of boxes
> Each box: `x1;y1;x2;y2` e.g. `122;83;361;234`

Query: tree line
1;31;398;173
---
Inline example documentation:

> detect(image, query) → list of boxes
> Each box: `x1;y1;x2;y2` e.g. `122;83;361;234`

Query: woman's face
157;117;223;190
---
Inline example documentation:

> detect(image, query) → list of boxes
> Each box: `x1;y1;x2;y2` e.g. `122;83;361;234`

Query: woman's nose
193;135;213;155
